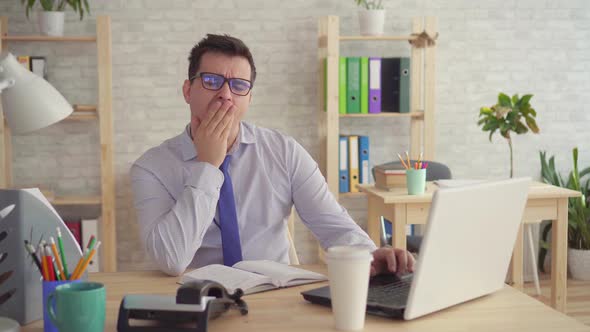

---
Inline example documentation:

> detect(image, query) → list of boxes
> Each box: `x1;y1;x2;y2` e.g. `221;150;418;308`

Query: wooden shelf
339;35;416;41
339;192;367;198
1;35;96;42
340;112;423;118
0;16;117;272
50;195;101;206
66;105;98;121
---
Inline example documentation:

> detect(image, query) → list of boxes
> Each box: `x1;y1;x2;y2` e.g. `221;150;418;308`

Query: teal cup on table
42;280;81;332
46;281;106;332
406;168;427;195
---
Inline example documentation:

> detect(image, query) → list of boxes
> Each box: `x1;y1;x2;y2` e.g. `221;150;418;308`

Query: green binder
346;57;361;114
399;57;411;113
360;57;369;114
339;57;347;114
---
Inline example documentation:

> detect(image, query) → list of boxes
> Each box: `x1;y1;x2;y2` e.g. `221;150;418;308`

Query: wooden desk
21;267;590;331
359;181;581;313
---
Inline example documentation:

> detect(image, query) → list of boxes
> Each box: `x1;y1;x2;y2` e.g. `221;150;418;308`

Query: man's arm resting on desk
131;162;222;276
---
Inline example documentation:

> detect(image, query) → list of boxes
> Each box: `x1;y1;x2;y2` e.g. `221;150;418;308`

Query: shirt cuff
185;162;224;197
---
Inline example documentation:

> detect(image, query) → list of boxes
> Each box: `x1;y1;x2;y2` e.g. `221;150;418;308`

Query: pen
50;237;65;281
57;228;70;279
72;241;101;280
24;240;43;276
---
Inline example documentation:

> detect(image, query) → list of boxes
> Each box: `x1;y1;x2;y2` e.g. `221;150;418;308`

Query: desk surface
22;266;590;332
359;180;581;203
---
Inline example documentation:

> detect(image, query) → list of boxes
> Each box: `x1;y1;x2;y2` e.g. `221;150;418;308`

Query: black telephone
117;279;248;332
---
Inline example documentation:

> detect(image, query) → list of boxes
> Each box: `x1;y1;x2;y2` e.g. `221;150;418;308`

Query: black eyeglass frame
189;72;253;96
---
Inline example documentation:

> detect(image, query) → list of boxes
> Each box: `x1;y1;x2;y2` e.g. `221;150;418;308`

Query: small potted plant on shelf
21;0;91;37
477;93;539;178
355;0;385;36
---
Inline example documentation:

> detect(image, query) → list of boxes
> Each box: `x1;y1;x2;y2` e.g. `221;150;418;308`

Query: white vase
568;248;590;280
38;11;65;36
358;9;385;36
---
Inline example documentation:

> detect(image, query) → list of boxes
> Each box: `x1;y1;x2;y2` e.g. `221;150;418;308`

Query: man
130;34;414;276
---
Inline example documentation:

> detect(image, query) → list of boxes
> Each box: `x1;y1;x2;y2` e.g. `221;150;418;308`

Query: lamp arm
0;65;16;93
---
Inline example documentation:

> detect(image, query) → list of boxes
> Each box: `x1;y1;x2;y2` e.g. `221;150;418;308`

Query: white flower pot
358;9;385;36
568;248;590;281
38;11;65;36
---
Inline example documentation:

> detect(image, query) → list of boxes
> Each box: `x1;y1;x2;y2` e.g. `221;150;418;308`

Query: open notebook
180;260;327;295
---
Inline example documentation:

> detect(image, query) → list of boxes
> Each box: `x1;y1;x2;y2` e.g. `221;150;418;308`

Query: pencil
50;237;65;281
397;153;409;169
72;242;101;280
70;248;88;280
57;228;70;279
405;151;411;170
24;240;43;276
45;245;56;281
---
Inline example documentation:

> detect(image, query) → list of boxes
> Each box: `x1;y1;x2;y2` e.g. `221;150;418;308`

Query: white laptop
302;177;531;320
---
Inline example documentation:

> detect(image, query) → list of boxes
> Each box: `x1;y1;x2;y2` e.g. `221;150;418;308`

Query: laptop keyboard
367;273;413;307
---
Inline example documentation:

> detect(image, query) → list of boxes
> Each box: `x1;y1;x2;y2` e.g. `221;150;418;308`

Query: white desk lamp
0;52;72;134
0;52;73;327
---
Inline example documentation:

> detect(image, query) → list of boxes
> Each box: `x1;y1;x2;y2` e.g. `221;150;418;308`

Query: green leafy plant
21;0;90;20
538;148;590;271
477;93;539;178
355;0;384;10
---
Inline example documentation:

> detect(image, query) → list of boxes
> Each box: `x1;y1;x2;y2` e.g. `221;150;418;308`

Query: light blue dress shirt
130;121;377;276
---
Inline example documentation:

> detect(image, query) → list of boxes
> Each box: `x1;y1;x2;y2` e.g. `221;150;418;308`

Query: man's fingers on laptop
386;249;397;273
394;249;408;274
407;251;415;273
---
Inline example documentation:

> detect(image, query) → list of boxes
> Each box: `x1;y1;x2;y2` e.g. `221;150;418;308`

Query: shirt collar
179;121;257;162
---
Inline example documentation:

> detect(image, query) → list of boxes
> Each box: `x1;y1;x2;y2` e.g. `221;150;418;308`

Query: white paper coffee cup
326;246;373;331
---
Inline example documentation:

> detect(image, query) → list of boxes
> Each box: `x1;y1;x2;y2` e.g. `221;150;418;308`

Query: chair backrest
372;160;452;181
287;208;300;265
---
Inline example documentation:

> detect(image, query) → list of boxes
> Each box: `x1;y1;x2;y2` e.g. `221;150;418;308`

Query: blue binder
339;136;349;193
358;136;370;184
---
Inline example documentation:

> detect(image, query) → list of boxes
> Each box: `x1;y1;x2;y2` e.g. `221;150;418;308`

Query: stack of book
373;163;407;191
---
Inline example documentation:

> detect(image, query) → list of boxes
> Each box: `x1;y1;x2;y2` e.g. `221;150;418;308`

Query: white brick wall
1;1;589;270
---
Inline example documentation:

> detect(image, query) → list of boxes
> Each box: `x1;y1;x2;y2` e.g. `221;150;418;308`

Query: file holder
0;189;83;324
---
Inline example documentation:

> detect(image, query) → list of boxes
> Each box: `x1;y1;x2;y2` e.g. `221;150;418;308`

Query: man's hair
188;34;257;85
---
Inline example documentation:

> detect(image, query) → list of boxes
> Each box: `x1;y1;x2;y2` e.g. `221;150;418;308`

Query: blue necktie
218;155;243;266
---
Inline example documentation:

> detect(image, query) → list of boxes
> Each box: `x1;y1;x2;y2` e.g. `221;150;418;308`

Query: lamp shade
0;52;72;134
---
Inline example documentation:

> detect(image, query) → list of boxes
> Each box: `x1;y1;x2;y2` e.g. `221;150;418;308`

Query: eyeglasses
190;72;253;96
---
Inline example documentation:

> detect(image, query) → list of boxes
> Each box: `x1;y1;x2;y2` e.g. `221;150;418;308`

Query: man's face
182;52;252;132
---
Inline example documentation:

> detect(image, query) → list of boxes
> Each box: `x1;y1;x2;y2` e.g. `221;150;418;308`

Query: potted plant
355;0;385;36
539;148;590;280
477;93;539;178
21;0;91;37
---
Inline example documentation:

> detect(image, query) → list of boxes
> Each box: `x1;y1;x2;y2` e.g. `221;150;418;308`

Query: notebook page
234;260;326;287
180;264;272;293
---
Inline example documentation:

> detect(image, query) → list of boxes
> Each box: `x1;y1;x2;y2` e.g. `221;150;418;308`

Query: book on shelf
374;163;407;190
64;219;82;247
180;260;327;295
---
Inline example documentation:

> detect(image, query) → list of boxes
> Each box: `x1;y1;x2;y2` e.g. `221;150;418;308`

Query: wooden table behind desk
21;266;590;332
358;181;581;313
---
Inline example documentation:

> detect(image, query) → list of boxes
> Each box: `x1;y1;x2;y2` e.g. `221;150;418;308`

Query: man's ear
182;79;191;104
